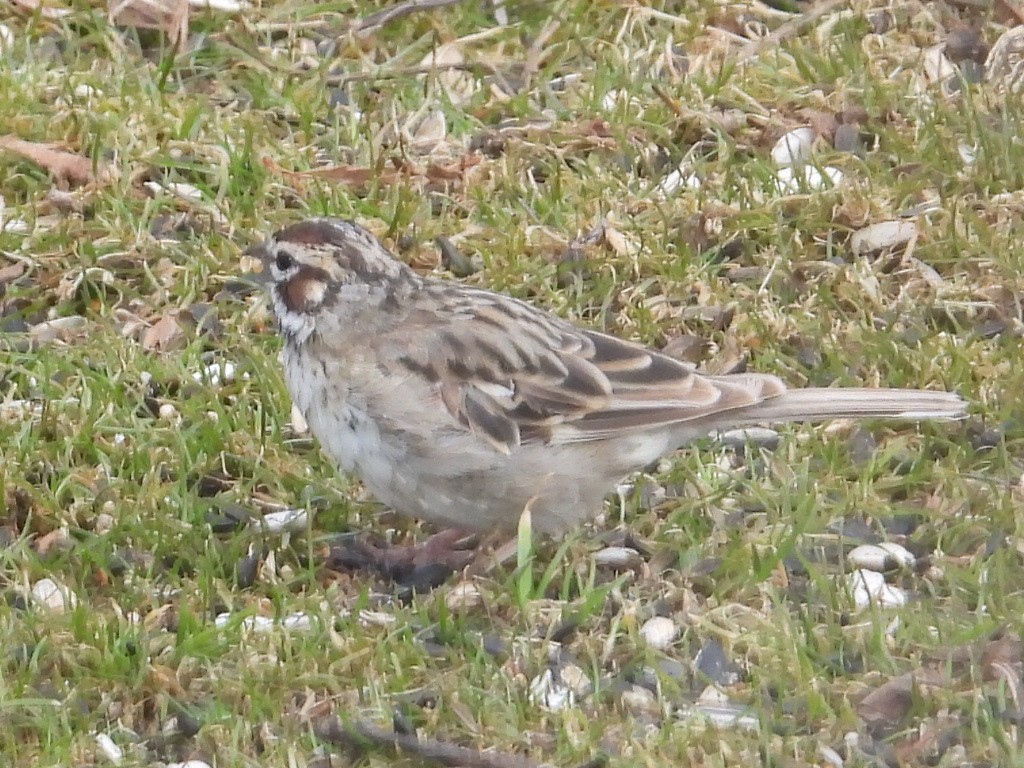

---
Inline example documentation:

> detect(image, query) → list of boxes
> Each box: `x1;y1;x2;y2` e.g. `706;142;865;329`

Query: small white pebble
205;411;219;424
32;578;77;612
593;546;643;570
94;732;123;764
716;426;781;448
848;569;907;609
165;761;213;768
639;616;679;650
139;371;153;386
847;544;896;571
158;403;178;421
771;127;816;166
74;83;99;100
113;433;126;446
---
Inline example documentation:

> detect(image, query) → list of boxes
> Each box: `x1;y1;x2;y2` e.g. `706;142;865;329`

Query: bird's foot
327;528;479;589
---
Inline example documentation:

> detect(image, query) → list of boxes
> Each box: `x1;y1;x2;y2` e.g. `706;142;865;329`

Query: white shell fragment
95;733;124;764
0;24;14;54
528;668;575;712
848;569;908;609
0;195;30;234
678;687;759;729
850;220;918;256
143;181;206;203
774;165;843;194
188;0;250;11
215;611;314;632
771;127;816;167
639;616;679;650
32;578;78;612
290;403;309;434
254;507;309;534
923;44;957;85
653;167;701;197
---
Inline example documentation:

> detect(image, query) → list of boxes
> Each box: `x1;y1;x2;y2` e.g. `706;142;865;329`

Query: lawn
1;0;1023;765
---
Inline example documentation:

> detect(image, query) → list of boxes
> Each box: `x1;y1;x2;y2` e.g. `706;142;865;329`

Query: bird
248;217;966;576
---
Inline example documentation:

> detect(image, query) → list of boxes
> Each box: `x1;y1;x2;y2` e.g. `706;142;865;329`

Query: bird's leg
327;528;479;587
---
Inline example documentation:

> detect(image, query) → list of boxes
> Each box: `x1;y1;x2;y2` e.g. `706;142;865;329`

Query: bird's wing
383;286;786;454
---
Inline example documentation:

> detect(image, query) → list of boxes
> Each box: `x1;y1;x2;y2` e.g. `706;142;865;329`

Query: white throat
272;291;316;345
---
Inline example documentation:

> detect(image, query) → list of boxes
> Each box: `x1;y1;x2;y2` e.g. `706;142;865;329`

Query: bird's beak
241;241;274;287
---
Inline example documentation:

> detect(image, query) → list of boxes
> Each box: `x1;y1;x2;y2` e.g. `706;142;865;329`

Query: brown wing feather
386;287;786;453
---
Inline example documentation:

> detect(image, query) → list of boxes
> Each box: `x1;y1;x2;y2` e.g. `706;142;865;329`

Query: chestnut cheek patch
281;267;329;313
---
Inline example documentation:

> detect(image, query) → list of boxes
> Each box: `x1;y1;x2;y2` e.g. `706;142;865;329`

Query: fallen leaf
142;313;185;351
8;0;72;18
0;261;26;284
0;135;101;187
109;0;190;48
857;669;951;729
29;316;88;344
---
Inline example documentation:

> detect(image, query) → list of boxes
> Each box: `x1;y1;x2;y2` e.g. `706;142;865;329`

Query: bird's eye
275;251;295;272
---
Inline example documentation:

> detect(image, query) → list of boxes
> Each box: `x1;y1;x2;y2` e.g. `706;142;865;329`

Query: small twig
355;0;472;34
736;0;849;63
324;61;496;86
315;715;547;768
519;15;561;89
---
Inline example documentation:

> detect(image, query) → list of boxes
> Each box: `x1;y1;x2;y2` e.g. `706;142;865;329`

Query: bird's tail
744;387;967;423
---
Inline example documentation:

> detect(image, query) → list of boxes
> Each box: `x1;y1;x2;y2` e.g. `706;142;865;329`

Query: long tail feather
744;388;967;423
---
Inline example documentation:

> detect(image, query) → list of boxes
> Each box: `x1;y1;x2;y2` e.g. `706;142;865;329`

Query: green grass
1;0;1022;765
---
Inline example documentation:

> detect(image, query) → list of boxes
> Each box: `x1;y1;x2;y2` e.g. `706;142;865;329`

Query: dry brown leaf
0;135;101;187
857;669;951;728
108;0;189;48
142;313;185;351
982;632;1024;680
8;0;71;18
0;261;26;284
891;718;962;765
